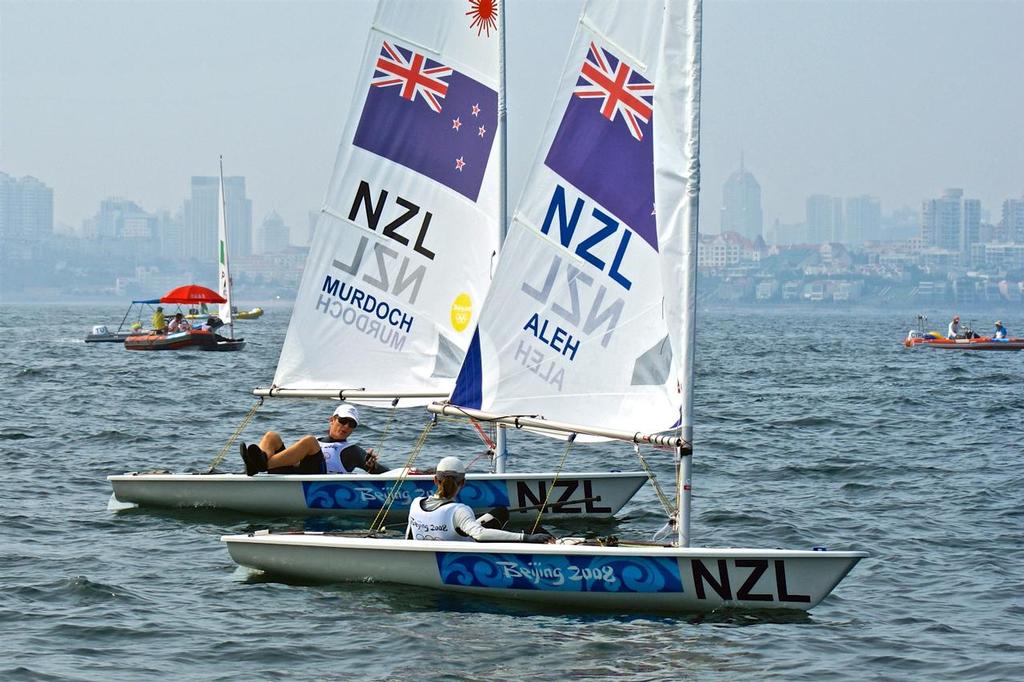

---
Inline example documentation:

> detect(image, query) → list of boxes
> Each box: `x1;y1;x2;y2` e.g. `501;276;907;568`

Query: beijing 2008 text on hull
224;533;865;613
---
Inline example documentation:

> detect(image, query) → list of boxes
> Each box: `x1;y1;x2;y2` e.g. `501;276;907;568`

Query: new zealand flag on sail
544;42;657;251
353;41;498;203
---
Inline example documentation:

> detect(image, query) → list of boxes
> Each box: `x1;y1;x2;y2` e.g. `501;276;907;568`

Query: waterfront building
963;198;981;257
183;175;252;261
845;195;881;244
0;172;53;261
719;158;763;240
698;231;763;270
806;194;843;244
157;209;186;260
1001;195;1024;243
258;211;290;254
921;188;979;256
80;197;162;262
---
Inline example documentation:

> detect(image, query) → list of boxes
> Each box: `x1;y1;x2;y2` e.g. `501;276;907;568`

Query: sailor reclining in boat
240;404;388;476
407;457;554;544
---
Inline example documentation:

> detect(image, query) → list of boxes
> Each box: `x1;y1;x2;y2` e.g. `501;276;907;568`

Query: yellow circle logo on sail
450;293;472;332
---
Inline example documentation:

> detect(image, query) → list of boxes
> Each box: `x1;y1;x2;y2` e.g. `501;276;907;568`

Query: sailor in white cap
405;457;554;544
240;403;387;476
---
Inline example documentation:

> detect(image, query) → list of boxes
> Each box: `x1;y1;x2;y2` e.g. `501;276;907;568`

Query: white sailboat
209;156;246;352
222;0;866;612
108;0;648;518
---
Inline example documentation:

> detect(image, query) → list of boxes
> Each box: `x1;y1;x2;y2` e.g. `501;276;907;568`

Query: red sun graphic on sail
466;0;497;37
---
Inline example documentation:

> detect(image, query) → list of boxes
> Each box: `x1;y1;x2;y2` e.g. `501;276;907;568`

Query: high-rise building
1001;195;1024;243
844;195;881;244
0;172;54;260
183;176;252;261
806;195;843;244
921;188;979;256
258;211;290;254
157;209;186;260
719;159;763;240
962;199;980;255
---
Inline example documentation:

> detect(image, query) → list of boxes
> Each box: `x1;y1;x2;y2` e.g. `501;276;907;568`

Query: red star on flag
471;103;481;116
477;125;486;138
455;157;466;171
452;117;462;131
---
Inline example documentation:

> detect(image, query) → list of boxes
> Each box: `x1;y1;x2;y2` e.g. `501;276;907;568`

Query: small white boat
84;299;158;343
226;533;864;612
108;470;645;518
223;0;867;614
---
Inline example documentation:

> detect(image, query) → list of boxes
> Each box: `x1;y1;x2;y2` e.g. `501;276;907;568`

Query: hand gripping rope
206;397;264;473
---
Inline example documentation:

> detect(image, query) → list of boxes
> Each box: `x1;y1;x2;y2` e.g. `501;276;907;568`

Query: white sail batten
270;0;501;406
449;2;686;439
217;157;234;336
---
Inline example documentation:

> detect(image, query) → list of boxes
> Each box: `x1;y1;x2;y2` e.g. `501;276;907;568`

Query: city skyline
2;1;1022;236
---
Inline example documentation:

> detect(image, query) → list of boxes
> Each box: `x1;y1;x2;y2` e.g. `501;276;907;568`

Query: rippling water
1;303;1022;680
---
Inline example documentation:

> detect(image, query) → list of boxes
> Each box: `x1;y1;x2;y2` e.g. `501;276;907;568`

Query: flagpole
494;0;509;474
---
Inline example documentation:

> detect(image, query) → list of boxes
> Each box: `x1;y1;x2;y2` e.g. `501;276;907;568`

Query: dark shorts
267;452;326;475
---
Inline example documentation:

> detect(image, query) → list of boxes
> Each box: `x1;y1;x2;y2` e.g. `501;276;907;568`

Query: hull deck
108;470;649;518
223;532;867;613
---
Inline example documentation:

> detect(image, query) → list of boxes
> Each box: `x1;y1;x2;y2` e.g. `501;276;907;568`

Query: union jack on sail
574;42;654;141
372;41;453;113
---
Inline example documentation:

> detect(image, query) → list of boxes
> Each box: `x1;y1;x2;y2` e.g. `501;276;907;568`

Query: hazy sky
2;0;1022;237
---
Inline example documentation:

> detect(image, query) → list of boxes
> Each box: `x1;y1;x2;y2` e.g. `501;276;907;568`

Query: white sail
217;158;234;335
450;2;687;436
272;0;502;404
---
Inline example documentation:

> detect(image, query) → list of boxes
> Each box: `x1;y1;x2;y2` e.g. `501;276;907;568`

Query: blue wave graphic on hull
303;480;509;509
437;552;682;593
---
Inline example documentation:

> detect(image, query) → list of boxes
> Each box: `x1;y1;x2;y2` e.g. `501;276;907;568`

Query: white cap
332;404;359;425
436;456;465;477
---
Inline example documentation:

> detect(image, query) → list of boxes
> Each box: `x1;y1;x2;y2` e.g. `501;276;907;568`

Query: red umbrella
160;284;226;304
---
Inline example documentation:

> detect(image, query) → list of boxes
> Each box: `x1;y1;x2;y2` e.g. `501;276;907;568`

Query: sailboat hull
108;471;648;518
222;533;866;613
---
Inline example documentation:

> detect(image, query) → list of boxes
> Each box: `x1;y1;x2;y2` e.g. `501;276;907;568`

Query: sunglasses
333;417;357;428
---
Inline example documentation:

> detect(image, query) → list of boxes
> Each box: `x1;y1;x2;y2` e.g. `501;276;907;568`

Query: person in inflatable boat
993;321;1008;340
406;456;554;544
240;404;388;476
947;315;960;339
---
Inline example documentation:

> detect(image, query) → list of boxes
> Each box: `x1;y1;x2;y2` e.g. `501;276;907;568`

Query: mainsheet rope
369;398;400;462
529;433;576;534
368;414;437;534
206;397;264;473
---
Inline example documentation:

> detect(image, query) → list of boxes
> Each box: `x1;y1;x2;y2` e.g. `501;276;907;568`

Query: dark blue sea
1;304;1022;680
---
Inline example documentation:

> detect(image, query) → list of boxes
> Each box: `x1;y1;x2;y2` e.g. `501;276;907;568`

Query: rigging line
206;397;264;473
464;447;493;471
470;419;496;450
633;442;675;518
370;397;400;461
368;414;437;534
530;433;577;535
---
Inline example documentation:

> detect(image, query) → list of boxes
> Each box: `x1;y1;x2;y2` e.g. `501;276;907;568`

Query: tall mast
677;0;703;548
494;0;509;473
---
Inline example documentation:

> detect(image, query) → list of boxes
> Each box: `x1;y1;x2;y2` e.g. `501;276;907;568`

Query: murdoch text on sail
317;276;412;351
